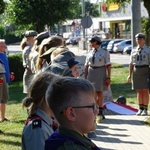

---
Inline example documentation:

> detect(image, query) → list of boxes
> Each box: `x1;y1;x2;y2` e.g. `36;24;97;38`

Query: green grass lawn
0;66;148;150
0;82;27;150
111;66;137;104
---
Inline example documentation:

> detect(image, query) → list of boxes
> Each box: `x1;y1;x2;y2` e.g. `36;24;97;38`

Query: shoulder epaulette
32;119;42;129
25;115;44;129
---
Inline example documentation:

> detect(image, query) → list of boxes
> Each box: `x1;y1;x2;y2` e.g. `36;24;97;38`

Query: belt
90;65;105;69
135;65;149;68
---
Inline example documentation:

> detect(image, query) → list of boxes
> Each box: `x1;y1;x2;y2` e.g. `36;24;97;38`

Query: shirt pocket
97;53;105;62
142;52;148;62
132;53;138;63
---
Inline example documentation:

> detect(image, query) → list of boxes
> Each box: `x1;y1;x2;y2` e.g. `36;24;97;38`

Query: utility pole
131;0;141;48
82;0;86;50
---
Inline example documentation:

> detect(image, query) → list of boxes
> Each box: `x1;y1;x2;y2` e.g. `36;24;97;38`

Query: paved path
92;114;150;150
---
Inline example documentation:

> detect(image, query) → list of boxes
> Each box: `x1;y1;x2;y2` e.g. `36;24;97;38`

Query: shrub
8;54;24;81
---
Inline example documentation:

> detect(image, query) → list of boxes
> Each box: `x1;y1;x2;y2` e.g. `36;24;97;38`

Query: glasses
60;103;98;114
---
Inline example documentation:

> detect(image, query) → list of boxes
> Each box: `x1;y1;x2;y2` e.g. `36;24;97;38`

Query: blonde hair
20;38;27;50
51;47;69;61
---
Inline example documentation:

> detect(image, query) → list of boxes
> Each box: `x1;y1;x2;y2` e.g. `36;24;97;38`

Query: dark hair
22;72;59;116
90;39;101;45
46;77;95;123
96;41;101;45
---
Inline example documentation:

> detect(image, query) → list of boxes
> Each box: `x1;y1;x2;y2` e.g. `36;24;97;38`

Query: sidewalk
92;114;150;150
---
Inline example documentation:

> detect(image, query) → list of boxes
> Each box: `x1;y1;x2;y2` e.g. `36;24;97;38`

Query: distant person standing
127;33;150;116
22;30;37;94
0;39;11;122
30;31;50;74
84;36;111;122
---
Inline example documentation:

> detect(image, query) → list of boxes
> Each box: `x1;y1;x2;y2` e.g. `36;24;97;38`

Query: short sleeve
105;51;111;65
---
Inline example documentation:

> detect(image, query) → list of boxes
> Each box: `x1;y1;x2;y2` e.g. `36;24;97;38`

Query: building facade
62;1;148;39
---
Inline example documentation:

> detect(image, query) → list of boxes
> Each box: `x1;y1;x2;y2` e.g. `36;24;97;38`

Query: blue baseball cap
67;58;79;68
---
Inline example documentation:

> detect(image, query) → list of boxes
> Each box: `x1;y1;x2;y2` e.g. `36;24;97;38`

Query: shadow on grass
0;140;21;147
1;132;22;138
12;119;25;124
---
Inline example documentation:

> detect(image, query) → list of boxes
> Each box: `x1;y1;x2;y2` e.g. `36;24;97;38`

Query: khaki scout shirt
130;45;150;66
85;46;111;67
57;127;100;150
22;45;32;68
22;109;54;150
0;60;5;73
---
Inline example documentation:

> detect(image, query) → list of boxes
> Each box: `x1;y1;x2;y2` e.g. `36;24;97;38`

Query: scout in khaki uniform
22;30;37;94
45;77;101;150
127;33;150;116
84;36;111;121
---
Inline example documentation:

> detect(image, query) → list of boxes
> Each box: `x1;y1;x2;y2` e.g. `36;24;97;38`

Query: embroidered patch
32;119;42;129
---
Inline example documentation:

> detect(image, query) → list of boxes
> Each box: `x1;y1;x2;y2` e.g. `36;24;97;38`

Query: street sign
81;16;93;28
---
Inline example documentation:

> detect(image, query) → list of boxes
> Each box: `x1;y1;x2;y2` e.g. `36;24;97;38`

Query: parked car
113;39;131;53
123;45;132;55
101;39;111;50
66;37;80;45
106;39;124;53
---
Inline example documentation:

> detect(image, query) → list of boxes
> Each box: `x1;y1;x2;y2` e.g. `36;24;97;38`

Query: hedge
8;54;24;81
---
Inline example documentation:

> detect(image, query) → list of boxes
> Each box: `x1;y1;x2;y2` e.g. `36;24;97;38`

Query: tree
4;0;80;32
0;0;6;15
70;0;100;19
85;0;100;17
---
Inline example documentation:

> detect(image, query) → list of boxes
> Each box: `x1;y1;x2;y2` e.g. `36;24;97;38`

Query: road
7;45;130;65
110;53;130;66
7;45;22;55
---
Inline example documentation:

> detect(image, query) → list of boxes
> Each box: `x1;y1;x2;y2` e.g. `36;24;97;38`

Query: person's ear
65;107;76;121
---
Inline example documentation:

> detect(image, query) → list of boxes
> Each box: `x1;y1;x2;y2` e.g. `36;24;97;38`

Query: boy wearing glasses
45;77;101;150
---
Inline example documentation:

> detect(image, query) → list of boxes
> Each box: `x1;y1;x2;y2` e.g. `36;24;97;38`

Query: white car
123;45;132;55
113;39;131;53
106;39;124;53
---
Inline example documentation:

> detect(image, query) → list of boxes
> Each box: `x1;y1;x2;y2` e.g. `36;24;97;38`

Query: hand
127;75;131;83
10;72;15;81
105;78;111;86
0;78;4;85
